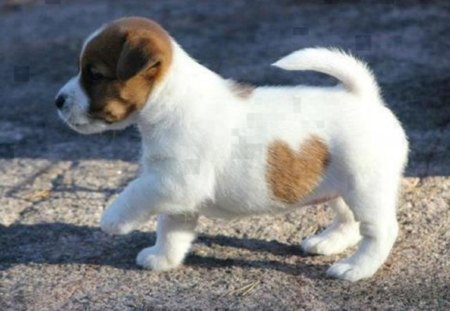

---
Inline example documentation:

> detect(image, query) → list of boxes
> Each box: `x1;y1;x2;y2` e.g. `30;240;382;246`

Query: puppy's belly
200;198;274;220
199;179;337;220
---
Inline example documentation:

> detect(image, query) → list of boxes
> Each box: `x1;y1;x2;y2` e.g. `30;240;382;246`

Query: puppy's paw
301;223;360;256
100;207;133;235
136;247;182;271
301;235;344;256
326;261;376;282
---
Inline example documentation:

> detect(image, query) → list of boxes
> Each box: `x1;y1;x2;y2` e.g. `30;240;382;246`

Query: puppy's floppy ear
116;31;160;81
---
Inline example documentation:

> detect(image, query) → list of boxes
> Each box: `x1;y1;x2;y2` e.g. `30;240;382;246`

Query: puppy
56;17;408;281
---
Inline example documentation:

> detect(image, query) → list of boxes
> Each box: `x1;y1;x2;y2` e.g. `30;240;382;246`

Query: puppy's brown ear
116;31;160;81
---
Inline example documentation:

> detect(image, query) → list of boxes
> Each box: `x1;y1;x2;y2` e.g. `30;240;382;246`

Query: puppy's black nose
55;94;67;109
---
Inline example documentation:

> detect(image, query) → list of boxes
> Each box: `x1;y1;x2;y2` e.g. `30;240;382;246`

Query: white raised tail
272;47;382;102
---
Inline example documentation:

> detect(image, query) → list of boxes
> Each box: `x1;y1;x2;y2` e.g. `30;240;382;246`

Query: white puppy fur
57;32;408;281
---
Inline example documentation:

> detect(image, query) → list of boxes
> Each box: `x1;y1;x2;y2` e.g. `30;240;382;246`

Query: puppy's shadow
0;223;324;279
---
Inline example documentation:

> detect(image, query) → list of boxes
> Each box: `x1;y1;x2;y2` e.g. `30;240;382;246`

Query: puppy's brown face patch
80;17;172;123
266;136;330;204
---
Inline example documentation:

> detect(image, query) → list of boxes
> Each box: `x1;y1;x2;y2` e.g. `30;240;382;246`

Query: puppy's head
55;17;172;134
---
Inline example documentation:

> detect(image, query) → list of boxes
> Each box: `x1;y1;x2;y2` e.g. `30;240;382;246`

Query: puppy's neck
136;39;230;136
135;39;249;168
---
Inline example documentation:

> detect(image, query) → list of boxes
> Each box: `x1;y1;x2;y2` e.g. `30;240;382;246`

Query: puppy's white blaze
272;47;381;101
71;75;89;108
58;75;89;112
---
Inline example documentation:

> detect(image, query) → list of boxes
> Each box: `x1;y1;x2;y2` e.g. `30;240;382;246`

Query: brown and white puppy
56;17;408;282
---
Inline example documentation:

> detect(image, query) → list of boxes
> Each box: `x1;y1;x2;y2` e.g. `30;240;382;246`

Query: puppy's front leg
137;214;198;271
100;176;168;235
100;195;139;236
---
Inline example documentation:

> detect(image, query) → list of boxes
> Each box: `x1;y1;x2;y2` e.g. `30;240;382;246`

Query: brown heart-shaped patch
266;135;330;204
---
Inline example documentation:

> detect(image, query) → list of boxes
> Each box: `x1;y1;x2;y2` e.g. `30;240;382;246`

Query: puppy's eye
86;66;105;82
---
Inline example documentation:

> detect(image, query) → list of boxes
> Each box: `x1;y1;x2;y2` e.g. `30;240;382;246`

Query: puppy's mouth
57;108;104;135
58;104;135;135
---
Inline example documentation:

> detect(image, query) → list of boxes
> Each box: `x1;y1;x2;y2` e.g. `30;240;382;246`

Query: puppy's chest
210;154;272;217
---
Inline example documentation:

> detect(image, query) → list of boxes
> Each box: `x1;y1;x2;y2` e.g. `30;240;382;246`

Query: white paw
301;223;360;256
326;261;376;282
136;246;182;271
100;207;133;235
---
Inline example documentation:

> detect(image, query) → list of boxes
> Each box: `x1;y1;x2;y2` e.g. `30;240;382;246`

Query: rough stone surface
0;1;449;310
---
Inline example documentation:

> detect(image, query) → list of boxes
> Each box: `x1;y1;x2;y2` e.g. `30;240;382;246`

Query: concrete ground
0;0;449;310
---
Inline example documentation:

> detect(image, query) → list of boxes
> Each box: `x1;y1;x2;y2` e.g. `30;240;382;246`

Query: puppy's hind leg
327;181;400;282
301;197;361;256
137;214;198;271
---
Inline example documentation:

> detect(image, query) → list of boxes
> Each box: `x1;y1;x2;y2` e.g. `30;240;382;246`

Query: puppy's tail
272;47;381;101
